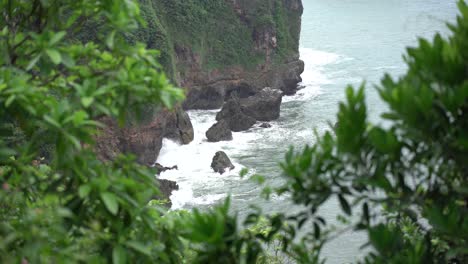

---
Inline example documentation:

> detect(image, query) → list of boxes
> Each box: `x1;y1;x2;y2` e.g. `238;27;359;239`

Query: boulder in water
259;122;272;128
154;163;178;175
155;179;179;208
239;87;282;121
216;99;256;132
211;151;235;174
206;120;233;142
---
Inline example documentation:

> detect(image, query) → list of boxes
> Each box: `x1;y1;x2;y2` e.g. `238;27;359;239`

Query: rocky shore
94;0;304;203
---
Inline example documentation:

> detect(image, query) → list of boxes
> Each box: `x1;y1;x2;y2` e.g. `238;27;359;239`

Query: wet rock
259;122;272;128
211;151;235;174
154;163;178;174
183;85;225;110
206;120;233;142
96;107;194;166
279;60;305;95
164;107;194;144
240;88;282;121
216;99;256;132
155;179;179;208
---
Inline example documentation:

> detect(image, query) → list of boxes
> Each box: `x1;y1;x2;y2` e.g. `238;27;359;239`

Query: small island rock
211;151;235;174
206;120;233;142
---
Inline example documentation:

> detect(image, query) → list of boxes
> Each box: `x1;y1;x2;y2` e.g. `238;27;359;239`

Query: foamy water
157;47;337;210
157;1;458;262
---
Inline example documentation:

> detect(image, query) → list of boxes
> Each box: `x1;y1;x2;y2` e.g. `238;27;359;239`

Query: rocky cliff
133;0;304;109
96;0;303;166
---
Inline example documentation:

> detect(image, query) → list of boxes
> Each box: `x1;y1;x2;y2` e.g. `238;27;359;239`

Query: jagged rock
206;120;233;142
155;179;179;208
259;122;272;128
279;60;305;95
183;85;225;110
154;163;178;174
216;99;256;132
211;151;235;174
240;88;283;121
164;107;194;144
95;107;194;166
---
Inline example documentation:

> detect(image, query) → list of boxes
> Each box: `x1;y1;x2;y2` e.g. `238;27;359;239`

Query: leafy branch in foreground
0;0;184;262
256;1;468;263
1;0;467;263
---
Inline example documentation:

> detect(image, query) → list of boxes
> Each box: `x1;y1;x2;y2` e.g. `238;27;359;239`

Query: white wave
283;48;348;103
157;47;348;210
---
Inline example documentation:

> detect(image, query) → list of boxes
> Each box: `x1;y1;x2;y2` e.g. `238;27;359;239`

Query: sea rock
154;163;178;174
164;107;195;144
279;60;305;95
206;120;233;142
155;179;179;208
216;99;256;132
211;151;235;174
240;88;283;121
259;122;272;128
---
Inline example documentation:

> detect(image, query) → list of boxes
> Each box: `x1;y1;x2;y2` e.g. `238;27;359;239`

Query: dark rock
211;151;235;174
216;99;256;132
240;88;283;121
96;107;194;166
154;163;178;174
164;107;194;144
259;123;272;128
155;179;179;208
183;85;225;110
206;120;233;142
277;60;305;95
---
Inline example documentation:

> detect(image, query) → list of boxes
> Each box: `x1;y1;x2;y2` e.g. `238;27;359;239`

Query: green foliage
0;0;185;262
267;1;468;263
2;0;467;263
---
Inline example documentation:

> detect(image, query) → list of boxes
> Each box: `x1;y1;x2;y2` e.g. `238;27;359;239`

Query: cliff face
134;0;304;109
97;0;303;167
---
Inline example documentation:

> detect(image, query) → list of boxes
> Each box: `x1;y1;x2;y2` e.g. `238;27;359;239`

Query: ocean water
158;1;459;262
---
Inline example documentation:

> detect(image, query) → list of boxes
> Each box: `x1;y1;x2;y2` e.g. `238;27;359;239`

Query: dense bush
1;0;467;263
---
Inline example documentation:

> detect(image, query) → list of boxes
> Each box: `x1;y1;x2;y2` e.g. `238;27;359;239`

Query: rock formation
214;88;282;132
95;107;194;166
215;99;257;132
211;151;235;174
206;120;233;142
94;0;304;203
239;88;282;121
154;163;178;174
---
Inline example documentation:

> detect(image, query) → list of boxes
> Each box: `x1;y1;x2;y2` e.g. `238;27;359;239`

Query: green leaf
112;246;127;264
72;110;89;126
338;194;352;216
50;31;66;45
125;241;151;256
61;53;75;68
45;49;62;64
106;31;116;49
26;54;42;71
0;147;16;157
79;185;91;198
81;97;94;108
101;192;119;215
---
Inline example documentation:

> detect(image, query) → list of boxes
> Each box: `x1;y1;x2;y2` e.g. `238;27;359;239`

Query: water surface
158;1;458;262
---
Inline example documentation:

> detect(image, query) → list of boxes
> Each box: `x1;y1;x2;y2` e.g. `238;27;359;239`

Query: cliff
96;0;303;167
131;0;304;109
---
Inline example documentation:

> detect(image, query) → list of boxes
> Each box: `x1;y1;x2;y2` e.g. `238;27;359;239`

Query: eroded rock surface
211;151;235;174
206;120;233;142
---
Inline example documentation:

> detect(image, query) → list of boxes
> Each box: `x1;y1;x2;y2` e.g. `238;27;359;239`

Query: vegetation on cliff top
128;0;301;78
1;0;467;263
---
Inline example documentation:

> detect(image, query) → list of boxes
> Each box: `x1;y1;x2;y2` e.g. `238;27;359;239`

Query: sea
157;0;459;262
